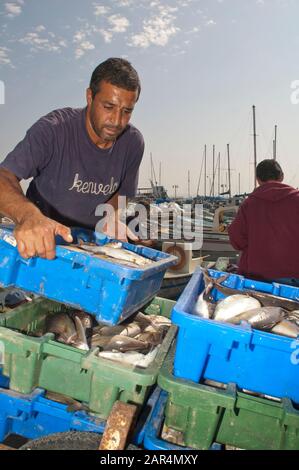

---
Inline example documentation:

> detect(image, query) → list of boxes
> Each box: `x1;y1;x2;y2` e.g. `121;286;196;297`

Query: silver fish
135;330;163;346
69;310;93;330
203;270;299;312
72;316;89;351
119;322;141;337
228;306;286;329
45;391;89;412
45;312;77;344
80;242;153;267
270;320;299;338
98;347;159;368
103;334;150;353
213;294;261;322
96;325;127;336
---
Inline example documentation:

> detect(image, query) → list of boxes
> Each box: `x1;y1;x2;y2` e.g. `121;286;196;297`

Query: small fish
45;313;77;344
119;322;141;337
135;330;163;345
69;310;93;330
72;316;89;351
270;320;299;338
80;242;153;267
96;325;127;336
203;269;299;312
45;391;89;412
213;294;261;322
90;334;112;348
98;346;159;368
103;334;150;353
192;292;214;318
228;306;286;329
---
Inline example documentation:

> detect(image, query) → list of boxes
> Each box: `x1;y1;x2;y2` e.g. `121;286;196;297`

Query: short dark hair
89;58;141;99
256;159;284;182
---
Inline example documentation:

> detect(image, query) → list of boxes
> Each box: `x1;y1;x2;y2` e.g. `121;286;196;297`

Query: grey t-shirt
0;107;144;229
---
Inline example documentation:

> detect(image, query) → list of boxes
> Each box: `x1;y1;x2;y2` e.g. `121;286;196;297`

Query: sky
1;0;299;198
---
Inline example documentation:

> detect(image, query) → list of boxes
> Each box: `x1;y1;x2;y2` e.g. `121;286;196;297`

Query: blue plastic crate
0;226;177;324
171;267;299;402
142;387;222;451
0;386;107;442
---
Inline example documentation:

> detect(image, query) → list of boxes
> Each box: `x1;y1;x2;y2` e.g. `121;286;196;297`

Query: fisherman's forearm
0;169;41;224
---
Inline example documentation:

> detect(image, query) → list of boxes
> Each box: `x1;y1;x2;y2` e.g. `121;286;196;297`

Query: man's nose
110;109;122;127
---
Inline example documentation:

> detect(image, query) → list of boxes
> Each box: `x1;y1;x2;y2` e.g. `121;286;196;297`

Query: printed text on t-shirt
68;173;119;195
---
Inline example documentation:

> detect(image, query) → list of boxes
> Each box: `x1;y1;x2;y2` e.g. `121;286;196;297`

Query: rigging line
196;147;205;196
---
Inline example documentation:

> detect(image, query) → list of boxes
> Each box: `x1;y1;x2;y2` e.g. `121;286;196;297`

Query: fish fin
74;316;88;348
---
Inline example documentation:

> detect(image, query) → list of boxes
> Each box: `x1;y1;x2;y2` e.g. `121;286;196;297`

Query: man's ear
86;88;92;107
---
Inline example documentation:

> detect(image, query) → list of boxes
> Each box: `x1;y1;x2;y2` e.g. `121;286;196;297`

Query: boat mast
227;143;232;199
273;125;277;160
218;152;221;196
252;105;257;189
188;170;190;198
159;162;162;185
196;147;205;197
212;145;215;197
204;144;207;198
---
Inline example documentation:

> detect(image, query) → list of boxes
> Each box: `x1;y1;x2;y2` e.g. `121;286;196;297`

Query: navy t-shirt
0;107;144;229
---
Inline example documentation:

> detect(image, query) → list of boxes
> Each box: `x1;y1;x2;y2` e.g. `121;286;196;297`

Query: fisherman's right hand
14;214;73;260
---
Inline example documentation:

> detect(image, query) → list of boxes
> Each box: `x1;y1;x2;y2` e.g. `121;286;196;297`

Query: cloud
99;29;113;43
5;2;22;17
129;5;179;48
19;29;67;53
75;41;95;59
108;14;130;33
93;4;110;16
0;47;12;65
206;19;216;26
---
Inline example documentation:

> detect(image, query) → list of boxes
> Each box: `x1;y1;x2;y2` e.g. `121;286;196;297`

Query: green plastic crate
0;296;177;419
158;343;299;450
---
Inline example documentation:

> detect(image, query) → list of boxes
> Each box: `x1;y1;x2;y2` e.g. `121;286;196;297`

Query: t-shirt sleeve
0;117;54;180
118;130;144;197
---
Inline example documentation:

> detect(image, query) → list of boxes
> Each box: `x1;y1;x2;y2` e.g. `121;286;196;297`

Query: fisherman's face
86;80;138;146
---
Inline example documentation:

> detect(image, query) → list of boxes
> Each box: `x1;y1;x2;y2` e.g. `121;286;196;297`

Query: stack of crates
0;293;177;446
155;267;299;450
0;224;179;446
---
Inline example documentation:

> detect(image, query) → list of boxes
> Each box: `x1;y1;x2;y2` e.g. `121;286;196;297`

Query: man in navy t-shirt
0;58;144;260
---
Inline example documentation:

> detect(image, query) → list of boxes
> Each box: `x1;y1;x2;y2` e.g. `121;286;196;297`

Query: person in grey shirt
0;58;144;260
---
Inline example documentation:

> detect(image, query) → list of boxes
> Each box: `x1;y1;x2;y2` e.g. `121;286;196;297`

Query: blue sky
1;0;299;197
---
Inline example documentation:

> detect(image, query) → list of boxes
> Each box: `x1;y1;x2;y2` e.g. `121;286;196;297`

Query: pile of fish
32;309;171;367
192;269;299;338
66;241;153;268
0;288;32;313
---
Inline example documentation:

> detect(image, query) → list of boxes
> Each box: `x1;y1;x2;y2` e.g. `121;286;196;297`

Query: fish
71;316;89;351
98;346;159;368
90;334;112;348
270;320;299;338
45;312;77;344
135;330;163;346
102;334;150;353
203;269;299;312
68;310;93;330
95;325;128;336
79;242;153;267
45;391;89;412
228;306;286;329
119;322;142;337
213;294;261;322
192;270;216;318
